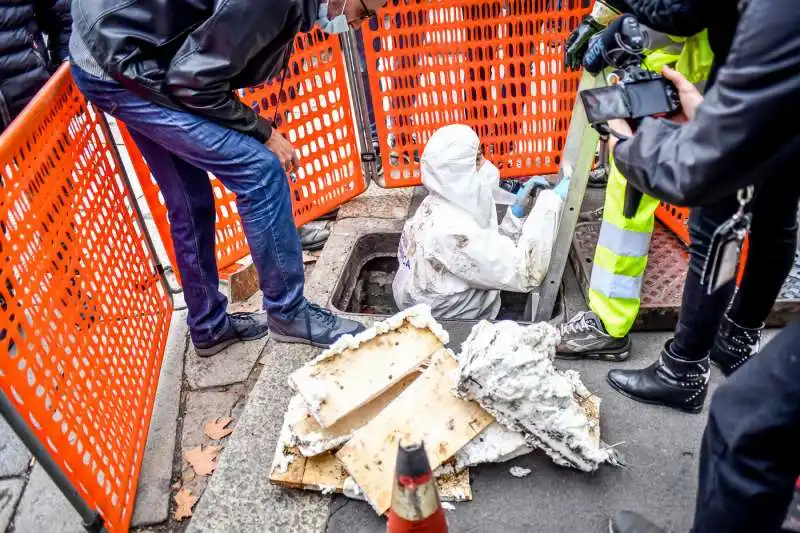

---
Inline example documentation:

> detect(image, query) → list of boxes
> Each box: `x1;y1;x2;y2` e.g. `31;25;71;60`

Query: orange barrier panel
656;202;690;245
0;64;172;532
124;29;366;275
361;0;591;187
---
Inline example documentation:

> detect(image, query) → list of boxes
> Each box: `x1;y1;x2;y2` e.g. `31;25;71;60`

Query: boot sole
195;328;270;358
606;375;703;414
269;332;331;350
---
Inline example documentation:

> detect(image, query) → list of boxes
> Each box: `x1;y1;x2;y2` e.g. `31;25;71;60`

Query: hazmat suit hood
421;124;500;229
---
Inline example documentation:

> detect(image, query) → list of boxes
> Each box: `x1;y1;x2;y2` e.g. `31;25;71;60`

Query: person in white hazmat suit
392;124;568;320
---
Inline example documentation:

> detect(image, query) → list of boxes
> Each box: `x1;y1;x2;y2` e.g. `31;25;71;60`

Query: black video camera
579;15;681;126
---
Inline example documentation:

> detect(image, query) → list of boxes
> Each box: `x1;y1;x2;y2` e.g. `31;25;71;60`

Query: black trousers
672;179;800;359
693;322;800;533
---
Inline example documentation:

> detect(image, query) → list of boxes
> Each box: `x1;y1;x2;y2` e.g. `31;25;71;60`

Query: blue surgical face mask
317;0;351;34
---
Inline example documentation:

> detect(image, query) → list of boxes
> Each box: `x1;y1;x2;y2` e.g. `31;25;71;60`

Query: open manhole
330;232;563;323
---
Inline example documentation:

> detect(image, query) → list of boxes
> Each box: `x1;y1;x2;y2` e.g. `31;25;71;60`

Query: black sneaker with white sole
194;312;270;357
557;311;631;361
268;301;366;349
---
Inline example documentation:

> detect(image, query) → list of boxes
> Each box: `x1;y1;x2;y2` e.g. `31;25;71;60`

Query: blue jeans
71;66;305;344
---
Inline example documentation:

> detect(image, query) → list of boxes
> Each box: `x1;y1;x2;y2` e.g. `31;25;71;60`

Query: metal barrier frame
531;71;599;321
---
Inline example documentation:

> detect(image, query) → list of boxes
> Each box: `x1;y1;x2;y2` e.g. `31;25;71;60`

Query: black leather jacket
0;0;71;133
614;0;800;206
71;0;320;143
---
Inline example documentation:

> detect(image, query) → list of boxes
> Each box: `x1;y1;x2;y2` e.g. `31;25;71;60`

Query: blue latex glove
511;177;550;217
553;178;570;200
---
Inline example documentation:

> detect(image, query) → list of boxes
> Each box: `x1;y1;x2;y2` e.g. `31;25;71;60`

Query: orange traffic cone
386;441;448;533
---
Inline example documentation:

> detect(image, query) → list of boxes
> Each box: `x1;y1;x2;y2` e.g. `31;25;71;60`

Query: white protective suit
392;124;564;320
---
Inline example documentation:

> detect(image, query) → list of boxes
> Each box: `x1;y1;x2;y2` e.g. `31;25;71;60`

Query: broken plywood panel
336;349;493;514
289;306;447;428
270;447;471;502
291;373;420;456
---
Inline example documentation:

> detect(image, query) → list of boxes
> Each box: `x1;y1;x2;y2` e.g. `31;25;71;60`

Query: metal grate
571;220;800;329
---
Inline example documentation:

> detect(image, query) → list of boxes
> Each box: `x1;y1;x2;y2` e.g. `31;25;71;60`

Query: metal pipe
0;390;104;532
339;30;379;188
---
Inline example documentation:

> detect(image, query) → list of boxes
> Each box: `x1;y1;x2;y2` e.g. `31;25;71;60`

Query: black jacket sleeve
165;1;300;143
613;0;800;207
35;0;72;63
617;0;708;37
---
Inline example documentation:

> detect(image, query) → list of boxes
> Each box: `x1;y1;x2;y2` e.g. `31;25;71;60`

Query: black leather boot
609;511;666;533
607;340;709;414
710;314;762;377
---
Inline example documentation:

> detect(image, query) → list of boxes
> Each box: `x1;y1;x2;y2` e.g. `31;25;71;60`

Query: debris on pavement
509;466;532;478
269;306;608;516
288;304;448;428
455;320;616;472
441;502;456;511
173;487;199;521
454;422;533;472
337;349;492;514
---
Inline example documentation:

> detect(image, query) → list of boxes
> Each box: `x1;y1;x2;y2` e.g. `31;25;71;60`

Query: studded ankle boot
607;340;710;414
710;314;763;377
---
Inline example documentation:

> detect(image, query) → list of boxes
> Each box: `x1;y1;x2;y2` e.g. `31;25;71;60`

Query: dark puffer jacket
0;0;72;133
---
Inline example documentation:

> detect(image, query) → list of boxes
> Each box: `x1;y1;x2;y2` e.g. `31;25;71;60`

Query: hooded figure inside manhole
393;124;569;320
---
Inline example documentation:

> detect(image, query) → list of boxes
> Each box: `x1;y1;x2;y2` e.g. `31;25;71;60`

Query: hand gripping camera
579;15;681;126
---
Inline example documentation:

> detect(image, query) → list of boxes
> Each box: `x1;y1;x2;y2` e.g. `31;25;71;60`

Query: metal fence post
0;391;105;532
339;30;379;188
531;71;600;322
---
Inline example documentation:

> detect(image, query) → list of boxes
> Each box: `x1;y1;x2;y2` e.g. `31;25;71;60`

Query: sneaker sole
195;328;270;358
556;349;631;362
606;375;704;415
269;332;331;350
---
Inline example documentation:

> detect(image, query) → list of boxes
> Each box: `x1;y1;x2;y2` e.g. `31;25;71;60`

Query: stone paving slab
0;478;25;531
0;418;32;478
185;335;268;390
132;310;189;527
336;183;414;221
13;464;83;533
186;341;331;533
180;385;247;500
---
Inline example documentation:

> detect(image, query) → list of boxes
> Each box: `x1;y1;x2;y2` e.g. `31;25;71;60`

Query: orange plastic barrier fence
656;202;690;245
0;65;172;532
123;29;366;275
361;0;591;187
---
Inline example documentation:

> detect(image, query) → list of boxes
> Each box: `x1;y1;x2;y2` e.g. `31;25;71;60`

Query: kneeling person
393;124;567;320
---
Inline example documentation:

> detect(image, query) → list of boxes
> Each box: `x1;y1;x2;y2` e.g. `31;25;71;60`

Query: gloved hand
511;177;551;217
553;178;570;200
565;15;604;70
564;0;624;70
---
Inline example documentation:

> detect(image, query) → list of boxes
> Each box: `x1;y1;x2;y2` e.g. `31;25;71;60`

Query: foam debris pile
269;305;616;515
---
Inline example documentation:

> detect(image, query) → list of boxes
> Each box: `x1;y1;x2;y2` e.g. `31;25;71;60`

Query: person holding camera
601;0;800;414
557;0;712;362
69;0;388;355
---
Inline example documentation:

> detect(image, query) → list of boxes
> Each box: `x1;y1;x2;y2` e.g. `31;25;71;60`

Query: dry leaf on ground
204;417;234;440
302;251;318;264
173;487;199;521
184;445;223;476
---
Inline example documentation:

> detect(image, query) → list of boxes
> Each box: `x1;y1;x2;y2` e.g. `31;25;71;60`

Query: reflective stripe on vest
597;221;652;258
589;263;642;300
